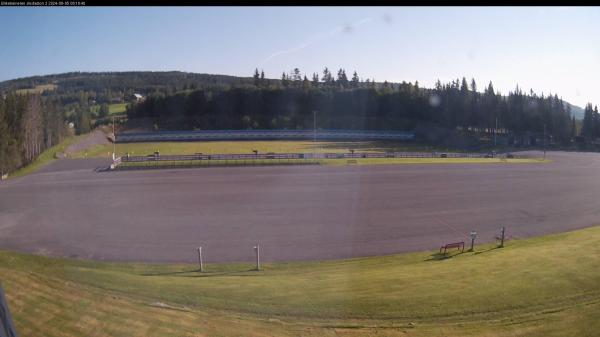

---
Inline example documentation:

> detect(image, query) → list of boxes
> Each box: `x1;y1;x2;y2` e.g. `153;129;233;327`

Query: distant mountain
565;102;585;120
0;71;255;96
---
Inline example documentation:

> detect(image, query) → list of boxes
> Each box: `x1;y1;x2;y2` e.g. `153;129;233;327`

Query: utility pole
197;246;203;272
254;244;260;271
112;115;116;160
313;110;317;142
543;123;546;160
494;117;498;148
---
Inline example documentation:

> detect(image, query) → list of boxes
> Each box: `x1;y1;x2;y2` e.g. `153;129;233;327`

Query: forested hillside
127;70;578;147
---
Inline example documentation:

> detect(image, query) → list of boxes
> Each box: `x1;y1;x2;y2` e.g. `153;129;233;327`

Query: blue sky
1;6;599;107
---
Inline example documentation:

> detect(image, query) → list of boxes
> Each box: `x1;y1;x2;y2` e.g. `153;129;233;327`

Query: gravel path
65;129;111;156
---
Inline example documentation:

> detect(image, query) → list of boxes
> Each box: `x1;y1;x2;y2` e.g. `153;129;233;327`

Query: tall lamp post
543;123;546;160
313;110;317;142
112;115;116;160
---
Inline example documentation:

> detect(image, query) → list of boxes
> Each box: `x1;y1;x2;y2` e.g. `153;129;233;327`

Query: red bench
440;242;465;254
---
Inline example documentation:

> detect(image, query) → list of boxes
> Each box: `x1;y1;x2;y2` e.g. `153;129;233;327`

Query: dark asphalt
1;152;600;263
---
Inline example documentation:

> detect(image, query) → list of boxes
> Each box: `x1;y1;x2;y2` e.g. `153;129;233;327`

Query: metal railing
111;151;525;170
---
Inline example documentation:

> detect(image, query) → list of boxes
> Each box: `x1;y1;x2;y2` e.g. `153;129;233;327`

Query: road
1;152;599;263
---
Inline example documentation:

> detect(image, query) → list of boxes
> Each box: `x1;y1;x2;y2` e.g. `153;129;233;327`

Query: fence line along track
111;151;525;170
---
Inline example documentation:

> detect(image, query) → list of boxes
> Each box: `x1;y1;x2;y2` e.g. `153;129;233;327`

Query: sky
1;6;600;107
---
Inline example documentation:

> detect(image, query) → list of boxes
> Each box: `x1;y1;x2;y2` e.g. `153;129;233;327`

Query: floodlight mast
543;123;546;160
313;110;317;142
112;115;116;160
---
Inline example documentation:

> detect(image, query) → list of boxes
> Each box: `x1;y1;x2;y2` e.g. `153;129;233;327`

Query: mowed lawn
6;133;85;179
2;226;600;336
75;140;385;158
73;140;535;160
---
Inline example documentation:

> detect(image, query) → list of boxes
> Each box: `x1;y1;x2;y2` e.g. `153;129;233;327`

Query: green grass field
3;226;600;336
90;103;128;116
74;140;541;161
14;83;57;95
75;140;377;158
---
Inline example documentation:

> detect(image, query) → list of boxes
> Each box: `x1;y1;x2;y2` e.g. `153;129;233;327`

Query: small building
132;93;145;102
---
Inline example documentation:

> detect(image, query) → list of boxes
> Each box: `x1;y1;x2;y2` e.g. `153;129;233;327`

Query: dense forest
127;68;581;148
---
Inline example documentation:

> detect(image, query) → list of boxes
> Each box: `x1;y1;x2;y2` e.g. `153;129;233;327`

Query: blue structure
116;129;415;143
0;286;17;337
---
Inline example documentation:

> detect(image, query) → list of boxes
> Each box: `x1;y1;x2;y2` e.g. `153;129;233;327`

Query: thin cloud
260;17;373;65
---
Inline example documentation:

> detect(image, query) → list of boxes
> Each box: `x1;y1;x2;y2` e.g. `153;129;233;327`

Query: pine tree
322;67;332;84
281;72;289;87
312;73;319;86
582;103;594;140
337;69;348;88
460;77;469;94
302;75;310;89
351;71;359;88
470;78;477;93
486;81;495;95
253;68;260;87
292;68;301;82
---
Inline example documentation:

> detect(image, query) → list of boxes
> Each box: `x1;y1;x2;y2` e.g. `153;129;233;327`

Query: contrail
260;17;373;66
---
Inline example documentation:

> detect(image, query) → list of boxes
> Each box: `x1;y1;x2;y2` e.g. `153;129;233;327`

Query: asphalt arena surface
1;152;600;263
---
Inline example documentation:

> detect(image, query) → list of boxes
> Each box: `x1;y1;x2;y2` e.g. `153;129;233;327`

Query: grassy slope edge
2;225;599;337
6;134;86;179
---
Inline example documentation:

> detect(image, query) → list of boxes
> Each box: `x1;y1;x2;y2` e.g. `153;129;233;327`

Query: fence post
499;227;505;248
197;247;203;272
254;244;260;271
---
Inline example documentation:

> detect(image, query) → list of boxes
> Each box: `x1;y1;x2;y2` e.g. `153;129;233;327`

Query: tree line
0;93;69;175
128;68;580;146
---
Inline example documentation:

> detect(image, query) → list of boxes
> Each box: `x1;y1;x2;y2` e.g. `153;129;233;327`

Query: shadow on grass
425;250;465;261
473;246;502;255
140;268;263;278
425;245;502;261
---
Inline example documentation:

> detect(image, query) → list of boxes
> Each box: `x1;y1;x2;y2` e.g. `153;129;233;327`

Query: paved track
1;152;600;263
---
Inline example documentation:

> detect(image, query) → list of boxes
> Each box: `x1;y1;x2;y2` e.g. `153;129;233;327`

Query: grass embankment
6;134;86;179
3;226;600;336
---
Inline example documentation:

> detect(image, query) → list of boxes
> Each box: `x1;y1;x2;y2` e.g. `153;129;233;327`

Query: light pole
254;244;260;271
112;115;116;160
197;246;204;272
543;123;546;160
494;117;498;148
313;110;317;142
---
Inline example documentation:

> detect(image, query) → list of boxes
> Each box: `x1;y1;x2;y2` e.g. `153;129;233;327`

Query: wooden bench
440;241;465;254
346;159;358;165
